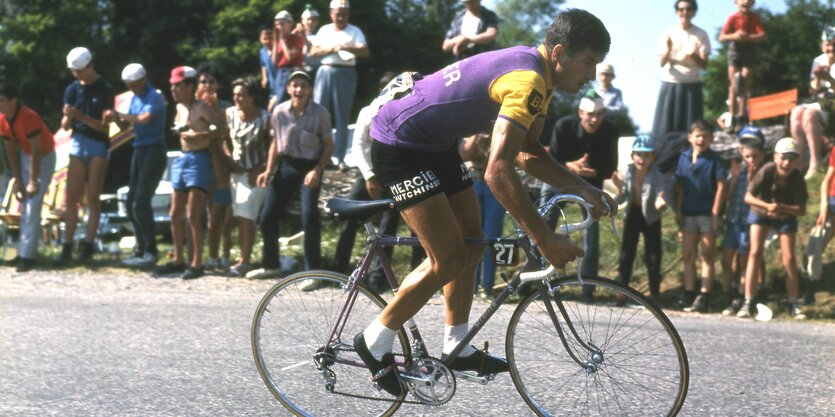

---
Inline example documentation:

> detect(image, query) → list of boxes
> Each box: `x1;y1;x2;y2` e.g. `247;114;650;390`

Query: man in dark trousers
540;90;619;299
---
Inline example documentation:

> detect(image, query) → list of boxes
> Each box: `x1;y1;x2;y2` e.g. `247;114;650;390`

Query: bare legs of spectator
790;105;825;177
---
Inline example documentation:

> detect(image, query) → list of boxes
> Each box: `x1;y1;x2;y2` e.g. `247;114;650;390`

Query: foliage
494;0;564;48
703;0;835;122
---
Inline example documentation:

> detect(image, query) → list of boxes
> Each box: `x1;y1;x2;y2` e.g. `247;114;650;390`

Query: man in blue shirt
114;63;168;269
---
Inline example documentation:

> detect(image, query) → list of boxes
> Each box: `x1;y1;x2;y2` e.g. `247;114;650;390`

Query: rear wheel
506;276;689;416
252;270;410;416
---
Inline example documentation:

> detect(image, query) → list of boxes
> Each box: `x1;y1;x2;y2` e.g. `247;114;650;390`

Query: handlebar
520;192;618;284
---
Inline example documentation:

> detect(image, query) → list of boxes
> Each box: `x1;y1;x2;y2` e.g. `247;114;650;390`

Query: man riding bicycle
355;9;616;396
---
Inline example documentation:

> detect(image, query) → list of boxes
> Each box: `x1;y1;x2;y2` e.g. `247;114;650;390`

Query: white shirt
657;24;711;83
315;23;367;67
811;53;835;93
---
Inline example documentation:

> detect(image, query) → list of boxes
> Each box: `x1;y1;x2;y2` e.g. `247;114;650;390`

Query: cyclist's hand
575;187;616;220
540;233;584;268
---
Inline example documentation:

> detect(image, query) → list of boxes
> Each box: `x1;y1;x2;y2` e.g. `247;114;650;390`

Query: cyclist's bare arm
485;117;585;267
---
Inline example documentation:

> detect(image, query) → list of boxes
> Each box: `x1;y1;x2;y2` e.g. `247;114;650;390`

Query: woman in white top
790;26;835;178
651;0;710;138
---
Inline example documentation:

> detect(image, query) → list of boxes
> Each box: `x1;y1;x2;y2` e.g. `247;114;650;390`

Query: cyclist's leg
443;186;484;326
379;193;469;328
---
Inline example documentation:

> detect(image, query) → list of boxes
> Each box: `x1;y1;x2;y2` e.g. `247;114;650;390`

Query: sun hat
329;0;349;9
301;5;320;19
632;134;655;153
578;89;605;113
773;137;800;155
66;47;92;70
169;66;197;84
738;126;765;148
288;70;312;84
121;63;147;82
822;25;835;42
599;63;615;76
274;10;293;23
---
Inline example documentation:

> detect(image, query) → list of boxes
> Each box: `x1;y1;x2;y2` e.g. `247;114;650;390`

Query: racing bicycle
251;192;690;416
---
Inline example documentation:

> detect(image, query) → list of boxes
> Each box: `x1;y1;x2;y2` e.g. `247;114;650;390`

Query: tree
495;0;564;48
703;0;835;123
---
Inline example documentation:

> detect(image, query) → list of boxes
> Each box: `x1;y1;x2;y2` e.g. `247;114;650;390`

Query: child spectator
718;0;766;131
720;127;766;316
674;119;727;312
615;134;668;301
738;138;808;319
258;26;276;100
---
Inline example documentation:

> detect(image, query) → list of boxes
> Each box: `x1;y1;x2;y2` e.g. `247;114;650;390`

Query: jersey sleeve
489;70;550;131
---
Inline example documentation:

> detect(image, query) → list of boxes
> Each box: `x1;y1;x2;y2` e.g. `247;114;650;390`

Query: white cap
301;8;320;19
274;10;293;22
67;47;92;70
578;96;605;113
599;63;615;76
774;137;800;155
329;0;349;9
121;63;147;82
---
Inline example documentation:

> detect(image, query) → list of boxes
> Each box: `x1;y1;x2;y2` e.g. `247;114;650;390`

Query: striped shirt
226;106;270;170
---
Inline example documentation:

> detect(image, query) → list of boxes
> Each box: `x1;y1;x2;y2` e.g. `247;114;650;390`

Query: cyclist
354;9;616;396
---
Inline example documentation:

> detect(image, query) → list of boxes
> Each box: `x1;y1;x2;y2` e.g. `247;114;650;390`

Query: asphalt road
1;269;833;416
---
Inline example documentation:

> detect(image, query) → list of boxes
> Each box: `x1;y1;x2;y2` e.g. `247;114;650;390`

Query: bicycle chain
320;347;444;407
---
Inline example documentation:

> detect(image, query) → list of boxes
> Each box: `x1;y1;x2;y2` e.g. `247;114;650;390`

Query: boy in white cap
738;138;808;319
56;47;115;266
115;63;169;269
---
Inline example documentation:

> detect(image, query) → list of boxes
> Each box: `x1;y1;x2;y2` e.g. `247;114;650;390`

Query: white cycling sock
363;318;397;361
442;323;477;356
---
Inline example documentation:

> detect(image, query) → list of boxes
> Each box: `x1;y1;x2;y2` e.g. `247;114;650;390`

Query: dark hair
0;83;18;100
231;76;265;108
543;9;610;56
197;62;224;85
689;119;713;133
674;0;698;13
258;25;272;34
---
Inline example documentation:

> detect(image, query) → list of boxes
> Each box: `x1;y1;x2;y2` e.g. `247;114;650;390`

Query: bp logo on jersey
527;89;544;116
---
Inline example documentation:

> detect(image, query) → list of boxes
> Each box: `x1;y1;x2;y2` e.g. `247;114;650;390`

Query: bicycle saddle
324;197;397;221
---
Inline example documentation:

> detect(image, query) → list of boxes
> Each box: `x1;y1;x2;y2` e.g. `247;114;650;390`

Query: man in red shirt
0;83;57;272
269;10;306;109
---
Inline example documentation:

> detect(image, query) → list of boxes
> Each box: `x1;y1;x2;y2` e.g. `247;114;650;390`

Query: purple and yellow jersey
370;45;554;152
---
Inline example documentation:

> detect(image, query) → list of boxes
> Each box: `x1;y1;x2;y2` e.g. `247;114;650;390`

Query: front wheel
506;276;689;416
252;270;410;416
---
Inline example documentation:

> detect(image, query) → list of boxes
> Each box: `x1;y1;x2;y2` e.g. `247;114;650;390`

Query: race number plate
492;242;519;266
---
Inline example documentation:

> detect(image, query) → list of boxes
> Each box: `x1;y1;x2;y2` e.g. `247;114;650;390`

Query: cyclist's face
553;47;605;94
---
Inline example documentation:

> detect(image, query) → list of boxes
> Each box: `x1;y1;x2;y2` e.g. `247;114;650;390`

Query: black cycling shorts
370;139;473;209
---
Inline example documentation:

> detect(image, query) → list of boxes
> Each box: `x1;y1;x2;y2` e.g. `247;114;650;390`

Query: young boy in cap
720;126;766;316
738;138;808;319
615;134;668;301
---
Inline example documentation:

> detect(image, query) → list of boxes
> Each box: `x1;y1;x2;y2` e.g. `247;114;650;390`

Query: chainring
404;357;456;406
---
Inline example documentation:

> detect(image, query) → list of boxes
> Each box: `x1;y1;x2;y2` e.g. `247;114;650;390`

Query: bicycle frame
322;194;608;375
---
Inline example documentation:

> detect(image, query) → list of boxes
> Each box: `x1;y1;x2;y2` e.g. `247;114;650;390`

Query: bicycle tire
506;276;689;417
252;270;411;416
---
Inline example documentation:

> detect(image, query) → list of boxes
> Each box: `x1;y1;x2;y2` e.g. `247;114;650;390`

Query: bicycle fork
538;284;605;374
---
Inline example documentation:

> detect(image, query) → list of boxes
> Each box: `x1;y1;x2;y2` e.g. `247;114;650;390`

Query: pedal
451;370;491;385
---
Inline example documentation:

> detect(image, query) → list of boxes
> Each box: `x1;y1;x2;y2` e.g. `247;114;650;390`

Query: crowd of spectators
0;0;833;320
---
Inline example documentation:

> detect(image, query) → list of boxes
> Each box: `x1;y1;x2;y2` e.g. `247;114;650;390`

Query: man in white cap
594;63;624;117
269;10;306;109
309;0;368;170
55;47;116;266
115;63;169;270
540;89;619;299
152;66;226;280
739;137;808;319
